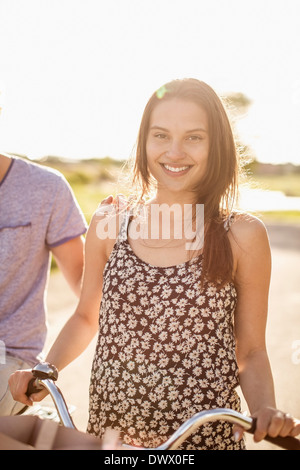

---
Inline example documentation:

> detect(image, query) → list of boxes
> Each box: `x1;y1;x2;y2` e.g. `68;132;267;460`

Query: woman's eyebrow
149;125;169;131
150;125;207;133
185;128;208;133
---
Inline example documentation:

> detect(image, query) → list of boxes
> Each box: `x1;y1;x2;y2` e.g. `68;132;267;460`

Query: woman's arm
230;214;300;441
44;217;104;371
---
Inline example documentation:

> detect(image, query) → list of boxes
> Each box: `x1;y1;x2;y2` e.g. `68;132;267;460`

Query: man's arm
51;235;85;297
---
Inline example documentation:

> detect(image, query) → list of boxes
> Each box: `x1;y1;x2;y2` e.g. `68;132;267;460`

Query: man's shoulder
18;157;64;180
14;157;70;194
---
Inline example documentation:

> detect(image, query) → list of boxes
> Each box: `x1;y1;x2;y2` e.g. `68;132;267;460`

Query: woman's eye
187;135;202;141
155;133;167;139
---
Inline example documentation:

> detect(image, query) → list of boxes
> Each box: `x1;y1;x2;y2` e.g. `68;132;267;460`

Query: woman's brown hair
131;78;239;285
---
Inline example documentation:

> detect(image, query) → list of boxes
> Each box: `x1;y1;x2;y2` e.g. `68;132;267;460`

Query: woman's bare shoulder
229;211;270;253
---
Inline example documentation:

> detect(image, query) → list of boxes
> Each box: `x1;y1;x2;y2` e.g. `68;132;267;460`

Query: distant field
247;173;300;197
258;211;300;224
42;158;300;225
245;172;300;223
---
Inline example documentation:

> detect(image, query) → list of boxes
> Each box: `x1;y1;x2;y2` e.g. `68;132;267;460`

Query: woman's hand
9;369;49;407
234;407;300;443
96;194;128;216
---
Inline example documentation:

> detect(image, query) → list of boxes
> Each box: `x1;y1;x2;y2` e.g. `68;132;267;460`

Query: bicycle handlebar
151;408;300;451
27;377;75;428
26;373;300;450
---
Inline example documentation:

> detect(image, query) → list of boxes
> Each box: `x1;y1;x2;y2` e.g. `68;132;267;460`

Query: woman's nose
165;139;185;159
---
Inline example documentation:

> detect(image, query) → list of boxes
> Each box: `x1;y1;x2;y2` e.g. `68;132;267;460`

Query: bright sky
0;0;300;164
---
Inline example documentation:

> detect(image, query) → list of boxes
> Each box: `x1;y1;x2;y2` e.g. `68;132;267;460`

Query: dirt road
44;223;300;450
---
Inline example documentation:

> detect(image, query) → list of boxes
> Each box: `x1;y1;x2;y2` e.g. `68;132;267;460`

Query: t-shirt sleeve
46;173;87;247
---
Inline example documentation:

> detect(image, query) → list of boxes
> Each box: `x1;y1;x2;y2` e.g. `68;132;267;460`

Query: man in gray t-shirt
0;153;87;415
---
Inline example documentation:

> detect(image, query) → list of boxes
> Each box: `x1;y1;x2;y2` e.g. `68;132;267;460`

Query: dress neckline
114;207;234;271
122;236;203;271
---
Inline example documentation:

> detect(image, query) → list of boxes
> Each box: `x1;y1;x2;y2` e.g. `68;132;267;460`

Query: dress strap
224;213;235;232
117;209;131;242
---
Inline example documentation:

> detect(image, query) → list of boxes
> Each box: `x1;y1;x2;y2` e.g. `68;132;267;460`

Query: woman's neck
133;192;204;253
151;189;198;207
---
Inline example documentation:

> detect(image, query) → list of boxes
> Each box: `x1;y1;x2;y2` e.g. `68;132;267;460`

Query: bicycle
23;362;300;450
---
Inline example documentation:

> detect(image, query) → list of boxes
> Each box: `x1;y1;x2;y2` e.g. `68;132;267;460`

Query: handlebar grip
249;417;300;450
26;378;43;397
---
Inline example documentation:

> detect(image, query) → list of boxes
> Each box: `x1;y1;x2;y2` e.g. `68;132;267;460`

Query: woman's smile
161;163;192;175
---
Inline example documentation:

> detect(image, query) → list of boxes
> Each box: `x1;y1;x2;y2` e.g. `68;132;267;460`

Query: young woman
9;78;300;450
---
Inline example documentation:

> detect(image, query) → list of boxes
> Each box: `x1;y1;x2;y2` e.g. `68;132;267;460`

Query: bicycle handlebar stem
36;378;76;429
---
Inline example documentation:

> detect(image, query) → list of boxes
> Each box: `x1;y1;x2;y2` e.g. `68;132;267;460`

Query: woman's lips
161;163;191;174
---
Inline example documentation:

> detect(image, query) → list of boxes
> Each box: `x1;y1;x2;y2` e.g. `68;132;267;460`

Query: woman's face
145;98;209;201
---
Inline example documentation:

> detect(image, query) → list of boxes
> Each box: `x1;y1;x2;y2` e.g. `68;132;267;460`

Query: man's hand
9;369;49;407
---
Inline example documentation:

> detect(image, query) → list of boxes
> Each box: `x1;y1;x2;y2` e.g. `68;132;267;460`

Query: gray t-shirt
0;157;87;365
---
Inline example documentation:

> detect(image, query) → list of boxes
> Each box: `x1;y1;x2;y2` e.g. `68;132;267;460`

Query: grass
258;210;300;224
244;172;300;223
248;173;300;197
71;182;114;224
